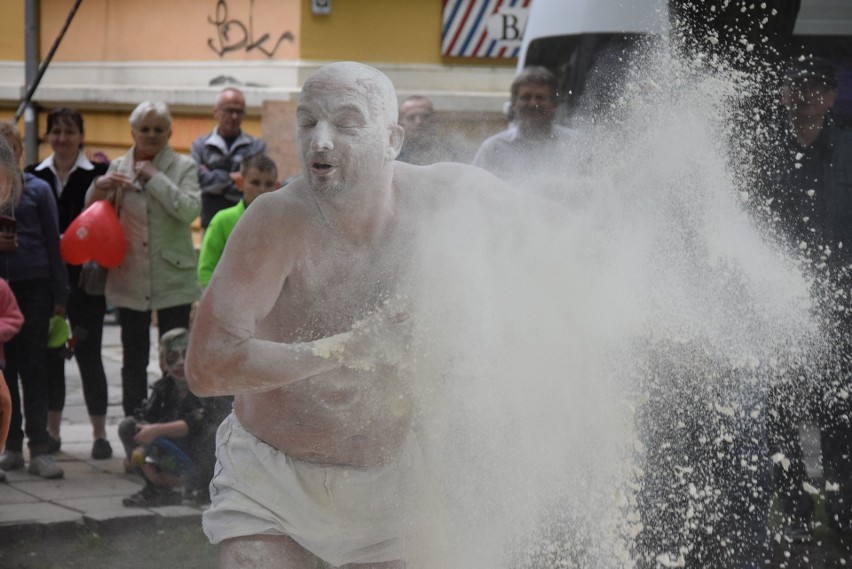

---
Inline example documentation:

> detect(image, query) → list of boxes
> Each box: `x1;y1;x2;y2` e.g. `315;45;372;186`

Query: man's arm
187;191;341;397
134;420;189;446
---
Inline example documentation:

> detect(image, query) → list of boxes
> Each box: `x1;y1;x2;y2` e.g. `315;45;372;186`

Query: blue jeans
4;279;53;455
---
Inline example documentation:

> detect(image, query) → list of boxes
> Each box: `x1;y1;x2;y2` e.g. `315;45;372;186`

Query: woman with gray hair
86;101;201;418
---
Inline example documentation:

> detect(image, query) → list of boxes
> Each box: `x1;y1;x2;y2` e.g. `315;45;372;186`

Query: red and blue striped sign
441;0;532;58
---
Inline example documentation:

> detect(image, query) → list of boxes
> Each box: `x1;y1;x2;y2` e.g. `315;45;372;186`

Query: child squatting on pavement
119;328;228;507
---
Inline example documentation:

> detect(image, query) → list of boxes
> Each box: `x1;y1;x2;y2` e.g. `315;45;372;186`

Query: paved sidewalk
0;317;204;540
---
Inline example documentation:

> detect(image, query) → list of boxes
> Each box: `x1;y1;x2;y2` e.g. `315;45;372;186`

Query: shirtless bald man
187;62;502;568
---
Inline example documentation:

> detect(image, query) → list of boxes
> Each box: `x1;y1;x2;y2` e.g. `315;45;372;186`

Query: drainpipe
24;0;38;166
18;0;85;166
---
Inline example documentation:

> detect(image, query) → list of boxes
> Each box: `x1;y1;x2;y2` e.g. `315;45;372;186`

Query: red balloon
60;200;127;268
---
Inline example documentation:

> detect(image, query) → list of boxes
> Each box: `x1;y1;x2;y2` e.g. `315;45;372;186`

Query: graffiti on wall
208;0;295;57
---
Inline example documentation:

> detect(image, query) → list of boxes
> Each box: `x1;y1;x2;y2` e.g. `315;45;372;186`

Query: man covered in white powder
187;61;501;568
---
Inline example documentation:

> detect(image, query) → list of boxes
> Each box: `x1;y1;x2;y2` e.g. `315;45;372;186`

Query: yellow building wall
1;1;511;169
299;0;514;66
300;0;441;63
40;0;300;61
0;3;25;61
5;0;518;65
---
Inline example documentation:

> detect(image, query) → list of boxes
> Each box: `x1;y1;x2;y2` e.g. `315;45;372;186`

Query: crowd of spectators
0;57;848;566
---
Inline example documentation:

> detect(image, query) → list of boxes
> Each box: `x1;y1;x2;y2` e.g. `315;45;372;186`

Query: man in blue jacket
191;87;267;230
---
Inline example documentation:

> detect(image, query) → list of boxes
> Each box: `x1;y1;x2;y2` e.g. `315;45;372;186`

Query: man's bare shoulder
205;177;317;300
235;176;316;235
393;161;506;202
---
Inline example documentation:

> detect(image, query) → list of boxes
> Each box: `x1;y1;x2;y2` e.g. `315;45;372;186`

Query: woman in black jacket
29;108;112;459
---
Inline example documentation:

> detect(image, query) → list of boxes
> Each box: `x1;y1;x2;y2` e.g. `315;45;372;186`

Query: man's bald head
302;62;399;128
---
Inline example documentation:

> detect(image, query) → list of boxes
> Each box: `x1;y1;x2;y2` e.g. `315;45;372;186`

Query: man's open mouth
312;161;335;175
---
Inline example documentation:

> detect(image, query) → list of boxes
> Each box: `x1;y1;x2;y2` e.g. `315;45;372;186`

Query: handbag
78;261;108;296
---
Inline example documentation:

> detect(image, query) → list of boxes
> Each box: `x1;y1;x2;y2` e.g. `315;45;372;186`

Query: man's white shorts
203;413;414;566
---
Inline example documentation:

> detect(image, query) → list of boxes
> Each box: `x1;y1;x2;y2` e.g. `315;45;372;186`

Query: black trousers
118;304;191;417
46;286;108;416
4;279;53;455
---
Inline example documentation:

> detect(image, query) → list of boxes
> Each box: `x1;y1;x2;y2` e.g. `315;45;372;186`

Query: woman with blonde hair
0;136;24;481
0;121;68;479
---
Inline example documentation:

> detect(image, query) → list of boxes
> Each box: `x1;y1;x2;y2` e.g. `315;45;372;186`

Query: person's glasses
518;94;552;104
220;107;246;116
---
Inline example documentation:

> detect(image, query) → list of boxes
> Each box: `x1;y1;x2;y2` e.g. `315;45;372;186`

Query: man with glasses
472;66;573;182
191;87;267;229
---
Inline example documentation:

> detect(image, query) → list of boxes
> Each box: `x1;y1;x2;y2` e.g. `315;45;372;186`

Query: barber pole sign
441;0;532;58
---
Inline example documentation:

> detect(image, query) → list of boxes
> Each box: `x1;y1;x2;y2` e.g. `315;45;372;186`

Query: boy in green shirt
197;153;279;287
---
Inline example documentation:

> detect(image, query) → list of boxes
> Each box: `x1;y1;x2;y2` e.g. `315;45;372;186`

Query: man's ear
387;124;404;160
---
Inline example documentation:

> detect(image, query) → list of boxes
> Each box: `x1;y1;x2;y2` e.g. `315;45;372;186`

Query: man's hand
341;297;413;371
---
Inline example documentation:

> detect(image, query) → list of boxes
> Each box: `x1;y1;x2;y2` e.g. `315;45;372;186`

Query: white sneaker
0;450;24;470
27;454;64;479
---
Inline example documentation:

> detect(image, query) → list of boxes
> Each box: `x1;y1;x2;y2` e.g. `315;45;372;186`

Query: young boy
197;153;279;287
119;328;230;506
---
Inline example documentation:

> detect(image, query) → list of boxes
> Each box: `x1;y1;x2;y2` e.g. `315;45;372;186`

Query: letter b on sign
486;7;528;50
501;14;520;40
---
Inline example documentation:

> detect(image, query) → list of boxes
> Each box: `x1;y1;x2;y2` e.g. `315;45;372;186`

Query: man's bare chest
260;241;405;342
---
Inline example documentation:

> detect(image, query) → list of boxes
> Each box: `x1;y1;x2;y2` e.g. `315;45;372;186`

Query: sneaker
27;454;64;479
0;450;24;471
48;436;61;454
91;438;113;460
123;485;182;508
